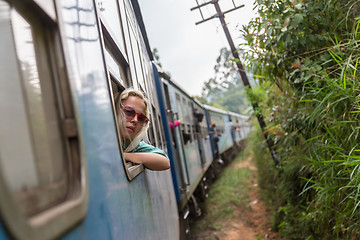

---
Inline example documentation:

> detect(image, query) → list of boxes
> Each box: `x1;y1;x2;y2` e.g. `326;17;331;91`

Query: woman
115;89;170;171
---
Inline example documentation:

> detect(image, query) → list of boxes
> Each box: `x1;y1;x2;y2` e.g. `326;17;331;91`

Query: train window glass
163;83;171;112
143;56;152;91
188;101;193;123
102;21;130;88
105;48;121;81
3;8;67;217
129;24;145;89
0;2;86;239
110;76;125;96
158;114;166;149
96;0;126;57
104;46;129;87
182;97;190;125
152;105;162;147
102;24;143;180
175;93;183;123
147;120;156;147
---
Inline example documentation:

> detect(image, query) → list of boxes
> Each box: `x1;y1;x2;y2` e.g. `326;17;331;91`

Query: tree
201;47;250;114
241;0;360;238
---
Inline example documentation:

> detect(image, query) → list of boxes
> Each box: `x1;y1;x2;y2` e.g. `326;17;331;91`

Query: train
0;0;250;239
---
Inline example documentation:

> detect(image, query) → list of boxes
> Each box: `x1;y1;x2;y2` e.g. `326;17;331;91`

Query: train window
108;85;146;180
148;120;156;147
163;83;172;112
99;14;147;180
102;21;130;88
96;0;126;58
175;93;184;123
0;2;87;240
107;79;148;180
105;47;129;87
148;105;158;147
128;23;145;89
98;1;153;180
158;114;166;149
183;97;190;125
6;8;69;216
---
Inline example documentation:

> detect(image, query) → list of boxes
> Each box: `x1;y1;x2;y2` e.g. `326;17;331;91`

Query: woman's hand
123;152;170;171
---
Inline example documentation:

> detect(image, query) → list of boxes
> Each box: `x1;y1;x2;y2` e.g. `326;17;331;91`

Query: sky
138;0;257;96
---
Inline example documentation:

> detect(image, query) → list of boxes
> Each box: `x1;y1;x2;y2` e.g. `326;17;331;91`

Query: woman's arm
123;152;170;171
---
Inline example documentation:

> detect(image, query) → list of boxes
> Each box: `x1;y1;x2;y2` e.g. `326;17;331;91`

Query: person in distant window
115;89;170;171
210;122;224;165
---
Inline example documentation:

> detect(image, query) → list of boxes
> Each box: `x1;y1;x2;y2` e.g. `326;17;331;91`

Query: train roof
203;104;229;115
227;111;249;119
204;104;250;120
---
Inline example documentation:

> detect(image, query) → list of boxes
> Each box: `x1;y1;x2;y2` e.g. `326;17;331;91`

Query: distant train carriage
154;69;214;237
204;105;234;161
228;111;251;147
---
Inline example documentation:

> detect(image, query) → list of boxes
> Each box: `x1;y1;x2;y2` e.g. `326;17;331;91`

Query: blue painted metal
0;0;179;239
0;221;8;240
152;62;182;203
204;109;216;159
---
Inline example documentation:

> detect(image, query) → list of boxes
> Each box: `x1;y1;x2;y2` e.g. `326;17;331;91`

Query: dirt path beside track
192;156;284;240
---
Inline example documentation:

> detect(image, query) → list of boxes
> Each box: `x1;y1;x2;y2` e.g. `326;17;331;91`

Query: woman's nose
130;114;139;123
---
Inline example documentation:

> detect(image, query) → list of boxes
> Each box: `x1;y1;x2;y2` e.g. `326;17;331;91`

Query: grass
190;146;253;236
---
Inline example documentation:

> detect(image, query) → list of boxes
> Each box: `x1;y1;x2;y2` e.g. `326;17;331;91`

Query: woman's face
119;96;147;140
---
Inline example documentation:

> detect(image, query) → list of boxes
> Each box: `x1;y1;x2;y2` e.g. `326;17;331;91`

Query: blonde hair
115;88;150;152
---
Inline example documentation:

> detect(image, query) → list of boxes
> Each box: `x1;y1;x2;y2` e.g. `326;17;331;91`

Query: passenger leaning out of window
115;89;170;171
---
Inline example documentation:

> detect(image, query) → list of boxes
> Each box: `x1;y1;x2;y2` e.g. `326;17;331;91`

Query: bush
242;0;360;238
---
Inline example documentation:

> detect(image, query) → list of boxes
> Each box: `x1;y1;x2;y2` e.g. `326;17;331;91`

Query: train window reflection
0;9;68;217
96;0;126;56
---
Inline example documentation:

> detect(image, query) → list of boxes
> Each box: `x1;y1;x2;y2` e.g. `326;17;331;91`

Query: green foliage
242;0;360;238
201;48;251;114
152;48;162;67
191;152;252;235
193;95;208;105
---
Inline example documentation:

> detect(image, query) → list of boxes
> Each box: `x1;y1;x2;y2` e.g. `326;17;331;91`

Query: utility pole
191;0;278;165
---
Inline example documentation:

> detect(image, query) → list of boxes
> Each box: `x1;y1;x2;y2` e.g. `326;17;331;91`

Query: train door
173;93;191;191
163;84;189;195
0;2;87;239
193;106;206;167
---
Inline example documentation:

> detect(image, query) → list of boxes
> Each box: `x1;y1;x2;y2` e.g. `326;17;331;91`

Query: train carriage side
158;76;203;198
193;99;213;171
228;111;251;148
204;105;234;161
0;1;179;240
154;68;217;236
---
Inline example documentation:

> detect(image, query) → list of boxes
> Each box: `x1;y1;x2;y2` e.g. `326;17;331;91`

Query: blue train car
228;111;251;146
153;68;218;236
204;105;252;163
0;0;179;239
204;105;234;160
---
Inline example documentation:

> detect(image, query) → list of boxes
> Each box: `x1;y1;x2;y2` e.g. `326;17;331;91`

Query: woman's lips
126;126;134;133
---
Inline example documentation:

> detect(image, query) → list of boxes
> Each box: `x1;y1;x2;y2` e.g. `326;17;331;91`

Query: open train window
0;1;87;239
101;19;147;180
96;0;127;58
158;114;166;149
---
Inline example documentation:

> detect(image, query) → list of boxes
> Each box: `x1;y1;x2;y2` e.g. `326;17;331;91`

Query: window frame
0;1;88;239
97;7;146;181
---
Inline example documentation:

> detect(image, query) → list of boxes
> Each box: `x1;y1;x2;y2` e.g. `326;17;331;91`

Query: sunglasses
122;106;149;126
